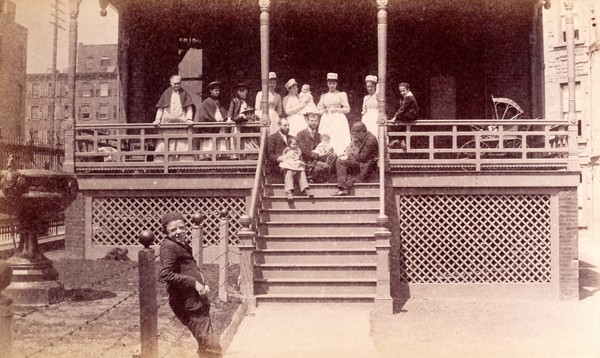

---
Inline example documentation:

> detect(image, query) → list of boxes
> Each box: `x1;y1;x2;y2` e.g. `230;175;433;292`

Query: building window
47;82;53;97
31;106;40;120
80;105;91;120
113;105;117;119
99;105;109;120
32;83;41;98
99;82;109;97
100;56;110;67
48;105;53;119
82;82;91;97
85;56;94;69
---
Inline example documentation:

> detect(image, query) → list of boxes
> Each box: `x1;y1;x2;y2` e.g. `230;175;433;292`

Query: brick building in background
25;43;122;144
542;0;600;242
0;0;27;141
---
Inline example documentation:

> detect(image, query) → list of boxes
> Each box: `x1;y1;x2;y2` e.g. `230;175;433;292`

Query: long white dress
361;93;380;138
283;94;306;137
317;91;351;155
255;90;282;134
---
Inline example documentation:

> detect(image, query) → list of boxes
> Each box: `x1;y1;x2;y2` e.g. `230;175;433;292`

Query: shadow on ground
64;288;117;302
579;260;600;300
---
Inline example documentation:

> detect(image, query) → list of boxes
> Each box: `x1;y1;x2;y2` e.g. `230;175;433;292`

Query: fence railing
71;122;263;174
387;119;576;171
68;119;575;174
0;139;64;171
0;215;65;251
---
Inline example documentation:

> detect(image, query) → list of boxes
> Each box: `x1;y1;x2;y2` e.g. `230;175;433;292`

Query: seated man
265;118;293;180
331;121;378;196
296;107;337;182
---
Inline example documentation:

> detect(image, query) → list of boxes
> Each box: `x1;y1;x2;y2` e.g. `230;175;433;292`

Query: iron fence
0;138;64;170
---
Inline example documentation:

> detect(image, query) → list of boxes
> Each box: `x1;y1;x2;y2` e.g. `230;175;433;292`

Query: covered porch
58;0;580;310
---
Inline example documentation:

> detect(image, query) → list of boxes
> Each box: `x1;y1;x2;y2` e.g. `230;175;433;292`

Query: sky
14;0;119;73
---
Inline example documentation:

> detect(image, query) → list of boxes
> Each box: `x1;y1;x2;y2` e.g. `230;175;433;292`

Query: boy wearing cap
158;212;221;357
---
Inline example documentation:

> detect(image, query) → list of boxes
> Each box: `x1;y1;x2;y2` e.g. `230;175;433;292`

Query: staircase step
258;222;379;236
255;263;377;279
263;195;379;209
265;183;379;197
254;293;375;307
256;235;375;250
254;249;376;264
255;278;376;295
259;208;379;223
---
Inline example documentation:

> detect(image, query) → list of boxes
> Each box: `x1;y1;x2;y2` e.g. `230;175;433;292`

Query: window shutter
108;88;112;96
95;89;99;97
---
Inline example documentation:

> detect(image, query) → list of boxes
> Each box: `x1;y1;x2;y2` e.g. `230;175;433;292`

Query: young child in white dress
311;133;334;157
279;137;313;200
299;84;317;112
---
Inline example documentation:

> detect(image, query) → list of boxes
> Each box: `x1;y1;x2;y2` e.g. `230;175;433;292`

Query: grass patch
12;253;241;358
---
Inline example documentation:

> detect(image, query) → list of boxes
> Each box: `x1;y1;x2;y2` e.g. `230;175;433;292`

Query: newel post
218;210;229;302
191;213;204;267
374;215;393;314
237;215;256;309
137;230;158;358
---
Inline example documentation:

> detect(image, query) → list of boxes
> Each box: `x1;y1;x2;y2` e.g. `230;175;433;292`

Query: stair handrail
247;127;268;228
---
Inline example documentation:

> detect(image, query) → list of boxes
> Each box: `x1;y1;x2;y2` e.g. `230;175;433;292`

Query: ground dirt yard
371;244;600;358
11;250;241;358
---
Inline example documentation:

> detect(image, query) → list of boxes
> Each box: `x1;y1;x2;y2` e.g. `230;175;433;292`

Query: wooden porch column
259;0;271;128
375;0;393;315
64;0;82;173
564;1;579;172
237;215;256;309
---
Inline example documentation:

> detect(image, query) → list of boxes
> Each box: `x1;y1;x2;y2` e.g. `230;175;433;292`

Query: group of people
153;73;419;195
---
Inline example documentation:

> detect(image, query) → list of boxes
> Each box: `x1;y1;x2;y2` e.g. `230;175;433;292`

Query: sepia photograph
1;0;599;357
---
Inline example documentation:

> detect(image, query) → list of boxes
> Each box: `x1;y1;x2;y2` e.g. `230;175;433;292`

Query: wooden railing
387;119;576;171
71;122;263;173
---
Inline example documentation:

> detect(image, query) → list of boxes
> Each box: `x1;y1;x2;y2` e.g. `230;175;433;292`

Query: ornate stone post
564;1;579;172
377;0;388;138
259;0;271;128
237;215;256;309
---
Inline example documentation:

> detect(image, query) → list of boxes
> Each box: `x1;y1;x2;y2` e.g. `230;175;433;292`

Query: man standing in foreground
331;121;378;196
158;212;221;357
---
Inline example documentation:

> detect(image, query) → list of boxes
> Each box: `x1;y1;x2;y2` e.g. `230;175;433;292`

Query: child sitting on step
278;137;313;200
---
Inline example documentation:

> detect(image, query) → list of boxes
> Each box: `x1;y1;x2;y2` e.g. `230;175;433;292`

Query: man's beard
280;128;289;135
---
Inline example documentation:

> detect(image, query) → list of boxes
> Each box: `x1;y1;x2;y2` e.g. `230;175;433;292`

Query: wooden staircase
253;182;380;306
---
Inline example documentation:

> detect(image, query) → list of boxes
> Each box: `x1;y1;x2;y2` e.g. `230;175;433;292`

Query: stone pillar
237;215;256;309
376;0;389;191
259;0;271;128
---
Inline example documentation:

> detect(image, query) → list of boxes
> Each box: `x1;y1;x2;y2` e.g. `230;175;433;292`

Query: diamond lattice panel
398;194;551;283
91;196;245;246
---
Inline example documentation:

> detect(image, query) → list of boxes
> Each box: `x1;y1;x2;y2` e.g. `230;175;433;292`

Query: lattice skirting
397;193;551;283
91;196;246;246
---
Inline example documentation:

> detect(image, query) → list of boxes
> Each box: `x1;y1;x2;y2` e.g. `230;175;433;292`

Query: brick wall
558;188;579;300
64;193;85;258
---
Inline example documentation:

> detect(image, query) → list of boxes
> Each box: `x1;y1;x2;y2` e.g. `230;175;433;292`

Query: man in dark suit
296;109;337;182
331;121;379;196
265;118;292;178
